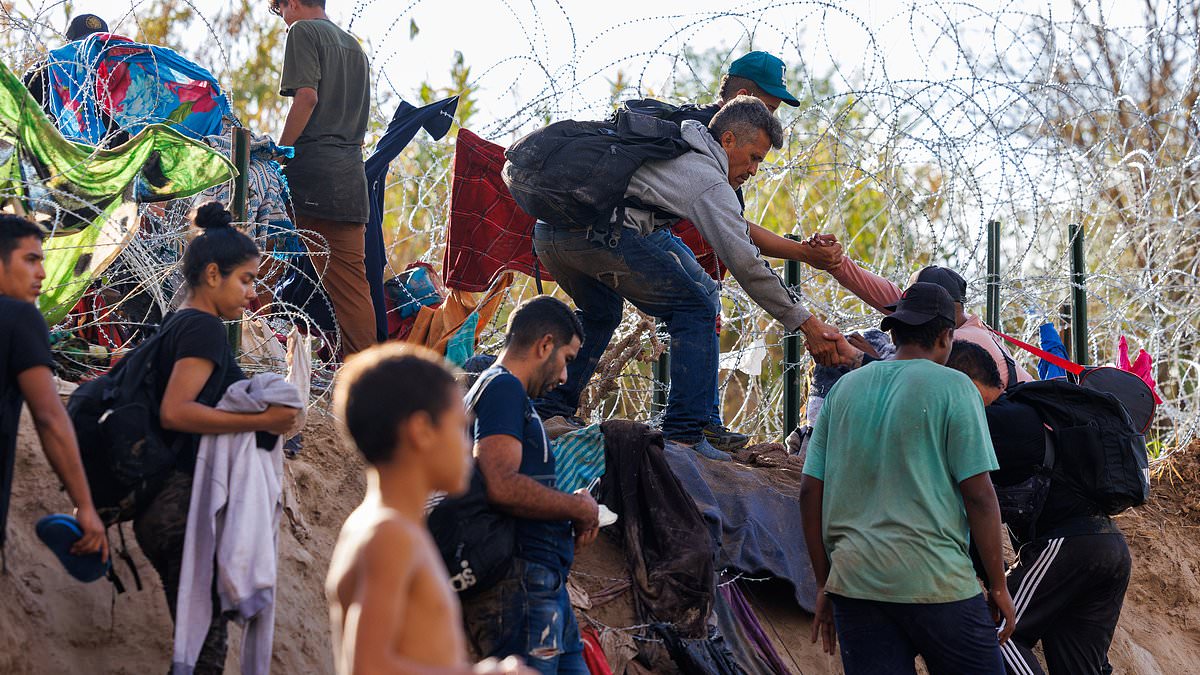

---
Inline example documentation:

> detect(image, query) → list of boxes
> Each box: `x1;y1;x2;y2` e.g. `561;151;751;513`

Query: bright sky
36;0;1145;134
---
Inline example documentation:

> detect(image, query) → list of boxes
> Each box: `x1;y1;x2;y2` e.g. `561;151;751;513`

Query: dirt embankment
2;406;1199;674
0;407;361;674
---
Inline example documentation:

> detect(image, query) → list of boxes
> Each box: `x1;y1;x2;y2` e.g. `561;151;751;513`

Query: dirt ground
2;405;1199;674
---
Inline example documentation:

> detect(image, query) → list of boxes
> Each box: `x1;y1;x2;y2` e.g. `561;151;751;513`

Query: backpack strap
464;367;505;412
426;368;507;513
999;346;1020;391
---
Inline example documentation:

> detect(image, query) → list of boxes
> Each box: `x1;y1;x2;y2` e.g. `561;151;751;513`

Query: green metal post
231;127;251;222
228;127;251;352
784;235;803;434
652;320;669;415
986;220;1000;329
1069;223;1089;366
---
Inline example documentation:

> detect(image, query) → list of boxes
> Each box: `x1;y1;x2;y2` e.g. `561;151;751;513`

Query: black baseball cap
914;265;967;303
881;282;957;331
66;14;108;41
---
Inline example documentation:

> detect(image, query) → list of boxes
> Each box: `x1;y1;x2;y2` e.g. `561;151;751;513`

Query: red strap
990;329;1085;376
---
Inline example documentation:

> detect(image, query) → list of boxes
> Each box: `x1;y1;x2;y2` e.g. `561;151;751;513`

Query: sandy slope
0;407;359;674
2;406;1198;674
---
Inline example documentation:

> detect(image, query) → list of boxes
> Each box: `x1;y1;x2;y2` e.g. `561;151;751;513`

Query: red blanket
443;128;725;290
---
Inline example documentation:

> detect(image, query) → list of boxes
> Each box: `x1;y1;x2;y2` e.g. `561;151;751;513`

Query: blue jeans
462;559;588;675
532;222;720;443
831;593;1005;675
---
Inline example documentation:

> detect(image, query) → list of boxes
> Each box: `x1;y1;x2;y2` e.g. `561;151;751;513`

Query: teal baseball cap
728;51;800;107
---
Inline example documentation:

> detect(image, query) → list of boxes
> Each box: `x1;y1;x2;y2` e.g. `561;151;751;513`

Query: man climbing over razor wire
507;96;848;463
525;53;846;457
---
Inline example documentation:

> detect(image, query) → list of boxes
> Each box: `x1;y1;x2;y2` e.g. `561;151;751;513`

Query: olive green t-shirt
802;358;999;604
279;19;370;222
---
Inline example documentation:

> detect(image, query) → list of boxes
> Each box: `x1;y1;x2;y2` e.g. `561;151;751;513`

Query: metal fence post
652;320;669;415
986;220;1000;329
784;235;803;435
1069;223;1089;366
228;127;251;352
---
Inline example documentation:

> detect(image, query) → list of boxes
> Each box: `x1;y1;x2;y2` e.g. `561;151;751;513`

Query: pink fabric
830;256;1033;388
1118;335;1163;404
956;316;1035;388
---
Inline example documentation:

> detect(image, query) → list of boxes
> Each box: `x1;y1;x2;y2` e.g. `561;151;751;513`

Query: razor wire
0;0;1197;456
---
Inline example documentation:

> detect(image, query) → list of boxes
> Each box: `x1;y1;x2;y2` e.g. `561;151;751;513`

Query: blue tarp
662;443;818;612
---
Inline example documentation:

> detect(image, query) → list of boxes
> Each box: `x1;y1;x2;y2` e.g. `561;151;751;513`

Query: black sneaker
702;423;750;452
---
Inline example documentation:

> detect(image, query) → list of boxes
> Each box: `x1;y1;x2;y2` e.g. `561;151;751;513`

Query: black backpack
501;109;692;248
426;368;519;597
609;98;719;126
67;314;191;525
1007;379;1151;516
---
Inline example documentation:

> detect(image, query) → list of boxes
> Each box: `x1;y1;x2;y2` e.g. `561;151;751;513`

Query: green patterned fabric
0;60;235;323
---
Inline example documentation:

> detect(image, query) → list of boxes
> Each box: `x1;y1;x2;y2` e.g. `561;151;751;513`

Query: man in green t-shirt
273;0;375;355
800;282;1017;674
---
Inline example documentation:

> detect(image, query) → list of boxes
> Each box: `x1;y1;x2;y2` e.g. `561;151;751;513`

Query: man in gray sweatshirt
533;96;844;460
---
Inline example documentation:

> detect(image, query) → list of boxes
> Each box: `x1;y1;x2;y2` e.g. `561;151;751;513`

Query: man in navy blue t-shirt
461;296;596;674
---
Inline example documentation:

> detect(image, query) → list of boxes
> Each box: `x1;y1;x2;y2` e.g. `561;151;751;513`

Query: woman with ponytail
134;202;299;673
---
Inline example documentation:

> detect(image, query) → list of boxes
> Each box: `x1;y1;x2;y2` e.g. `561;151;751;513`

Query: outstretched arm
826;254;904;313
19;366;108;561
746;222;844;269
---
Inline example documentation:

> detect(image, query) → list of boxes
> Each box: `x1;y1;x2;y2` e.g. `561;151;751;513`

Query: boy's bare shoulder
327;505;428;594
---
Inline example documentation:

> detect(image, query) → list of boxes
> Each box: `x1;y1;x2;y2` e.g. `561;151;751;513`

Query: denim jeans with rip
532;222;720;443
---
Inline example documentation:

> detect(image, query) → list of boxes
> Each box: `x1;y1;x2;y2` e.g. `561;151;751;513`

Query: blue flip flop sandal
35;514;109;583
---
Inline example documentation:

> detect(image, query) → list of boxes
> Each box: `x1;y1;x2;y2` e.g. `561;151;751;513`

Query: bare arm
476;434;598;547
279;87;318;147
799;474;836;655
159;357;297;435
19;366;108;560
799;475;829;586
746;222;843;269
960;472;1016;643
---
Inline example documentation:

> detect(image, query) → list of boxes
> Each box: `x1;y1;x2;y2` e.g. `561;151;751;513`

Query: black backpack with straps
67;313;225;592
68;315;186;526
501;108;692;248
1006;379;1151;517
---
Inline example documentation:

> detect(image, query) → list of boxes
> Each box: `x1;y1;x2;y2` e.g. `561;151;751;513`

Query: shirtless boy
327;343;532;675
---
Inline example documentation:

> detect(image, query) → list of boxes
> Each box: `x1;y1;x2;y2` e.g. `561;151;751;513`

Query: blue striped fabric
552;423;606;494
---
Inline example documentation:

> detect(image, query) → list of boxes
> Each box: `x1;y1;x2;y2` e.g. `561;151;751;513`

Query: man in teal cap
718;50;802;112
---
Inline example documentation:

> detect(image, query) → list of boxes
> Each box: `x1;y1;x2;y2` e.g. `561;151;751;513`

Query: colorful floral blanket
42;33;232;145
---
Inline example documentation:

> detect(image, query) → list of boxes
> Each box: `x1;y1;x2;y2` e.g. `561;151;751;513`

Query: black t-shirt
985;395;1103;536
154;309;246;469
0;296;55;546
